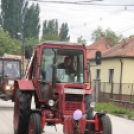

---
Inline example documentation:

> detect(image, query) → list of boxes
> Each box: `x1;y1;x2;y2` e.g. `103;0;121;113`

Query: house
87;38;112;59
87;37;134;102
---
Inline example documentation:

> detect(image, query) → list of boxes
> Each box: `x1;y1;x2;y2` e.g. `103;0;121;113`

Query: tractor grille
65;94;83;102
64;94;83;114
65;102;83;114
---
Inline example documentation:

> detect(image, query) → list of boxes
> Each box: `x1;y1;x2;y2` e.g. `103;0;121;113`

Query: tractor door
38;48;55;101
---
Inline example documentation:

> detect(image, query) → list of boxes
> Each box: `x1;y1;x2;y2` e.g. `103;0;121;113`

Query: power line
35;2;116;12
116;24;134;34
29;0;134;40
29;0;134;6
67;9;123;29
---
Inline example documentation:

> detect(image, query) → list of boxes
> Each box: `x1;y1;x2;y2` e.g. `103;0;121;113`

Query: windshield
40;48;84;83
4;60;20;77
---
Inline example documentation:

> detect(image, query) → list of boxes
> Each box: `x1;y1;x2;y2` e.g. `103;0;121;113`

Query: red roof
87;38;112;59
103;37;134;58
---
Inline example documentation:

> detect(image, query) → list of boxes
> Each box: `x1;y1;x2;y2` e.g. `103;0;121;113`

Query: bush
94;103;134;119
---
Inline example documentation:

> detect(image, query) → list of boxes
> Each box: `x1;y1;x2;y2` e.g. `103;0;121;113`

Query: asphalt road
0;100;134;134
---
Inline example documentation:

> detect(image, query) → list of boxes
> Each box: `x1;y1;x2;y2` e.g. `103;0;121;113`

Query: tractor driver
58;57;76;79
10;64;19;77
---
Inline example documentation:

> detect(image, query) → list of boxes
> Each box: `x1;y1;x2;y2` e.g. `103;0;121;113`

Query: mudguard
90;111;107;131
13;78;35;95
94;111;107;117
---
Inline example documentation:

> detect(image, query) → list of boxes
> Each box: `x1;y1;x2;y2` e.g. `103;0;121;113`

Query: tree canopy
91;26;123;45
42;19;70;41
1;0;40;40
23;4;40;39
59;23;70;41
77;36;86;45
0;27;21;56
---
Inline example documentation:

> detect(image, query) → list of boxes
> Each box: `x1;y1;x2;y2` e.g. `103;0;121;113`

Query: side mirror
96;51;101;65
25;46;32;59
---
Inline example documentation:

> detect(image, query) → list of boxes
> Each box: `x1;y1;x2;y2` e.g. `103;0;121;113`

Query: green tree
91;26;123;45
23;4;40;39
128;35;134;38
91;26;104;41
42;19;70;41
59;23;70;41
1;0;40;40
77;36;86;45
0;27;21;56
25;37;40;47
42;19;59;40
41;34;60;42
1;0;28;38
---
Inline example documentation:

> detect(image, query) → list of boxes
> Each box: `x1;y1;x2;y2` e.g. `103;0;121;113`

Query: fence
92;79;134;110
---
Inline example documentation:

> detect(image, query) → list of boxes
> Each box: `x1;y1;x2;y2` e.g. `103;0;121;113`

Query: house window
96;69;100;79
109;69;114;83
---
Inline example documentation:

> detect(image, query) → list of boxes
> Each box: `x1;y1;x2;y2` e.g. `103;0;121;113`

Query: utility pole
17;32;25;76
18;0;26;77
21;31;25;77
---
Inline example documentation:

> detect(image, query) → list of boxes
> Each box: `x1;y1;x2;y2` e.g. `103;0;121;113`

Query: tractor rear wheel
99;115;112;134
14;90;32;134
28;113;41;134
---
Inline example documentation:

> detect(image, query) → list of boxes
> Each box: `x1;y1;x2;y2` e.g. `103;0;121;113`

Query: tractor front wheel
84;95;93;134
99;115;112;134
14;90;32;134
28;113;41;134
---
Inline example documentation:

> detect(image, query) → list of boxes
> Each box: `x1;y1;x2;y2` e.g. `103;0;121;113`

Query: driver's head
64;57;71;67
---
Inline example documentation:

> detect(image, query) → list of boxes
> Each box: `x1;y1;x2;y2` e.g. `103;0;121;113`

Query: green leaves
42;19;70;41
77;36;86;45
0;27;21;56
1;0;40;40
91;26;123;45
59;23;70;41
24;4;40;39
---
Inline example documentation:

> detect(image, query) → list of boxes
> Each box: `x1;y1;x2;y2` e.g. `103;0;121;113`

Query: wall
90;58;121;83
122;58;134;83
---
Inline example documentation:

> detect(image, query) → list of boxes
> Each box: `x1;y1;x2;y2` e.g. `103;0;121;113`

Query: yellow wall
122;58;134;83
89;57;134;95
90;58;121;83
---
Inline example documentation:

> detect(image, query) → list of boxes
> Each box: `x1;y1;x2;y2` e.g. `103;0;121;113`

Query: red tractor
0;57;21;101
13;41;112;134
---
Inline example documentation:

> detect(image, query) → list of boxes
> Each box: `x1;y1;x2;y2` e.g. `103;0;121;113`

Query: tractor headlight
5;85;11;90
48;100;55;107
90;102;96;108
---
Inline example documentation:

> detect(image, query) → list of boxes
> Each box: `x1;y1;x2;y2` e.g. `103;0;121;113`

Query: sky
29;0;134;45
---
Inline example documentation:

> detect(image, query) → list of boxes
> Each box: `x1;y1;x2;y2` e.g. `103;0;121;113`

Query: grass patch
94;103;134;119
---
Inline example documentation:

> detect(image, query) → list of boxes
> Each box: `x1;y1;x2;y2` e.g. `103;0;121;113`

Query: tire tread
14;91;32;134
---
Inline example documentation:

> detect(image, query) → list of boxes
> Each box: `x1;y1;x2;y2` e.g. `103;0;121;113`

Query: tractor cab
0;58;21;101
40;48;84;83
24;42;101;108
25;42;92;102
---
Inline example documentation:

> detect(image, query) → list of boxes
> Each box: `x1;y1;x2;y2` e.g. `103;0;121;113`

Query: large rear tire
28;113;41;134
99;115;112;134
14;90;32;134
84;95;93;134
